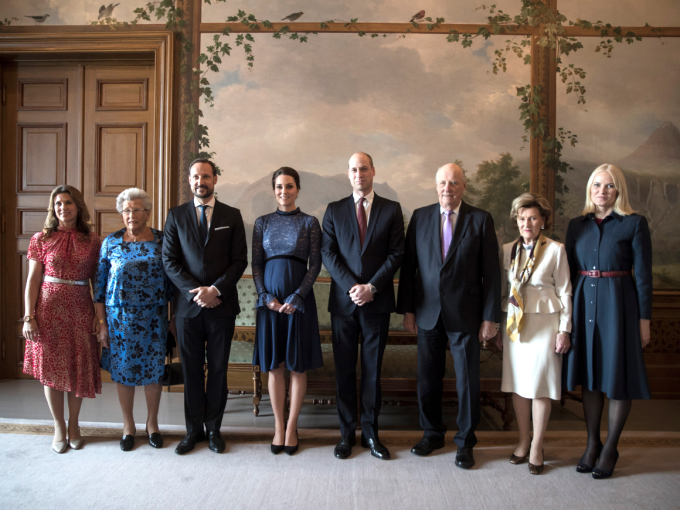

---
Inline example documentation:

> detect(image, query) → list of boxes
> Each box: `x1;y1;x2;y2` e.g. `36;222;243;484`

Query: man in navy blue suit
321;152;405;460
163;159;248;455
397;163;501;469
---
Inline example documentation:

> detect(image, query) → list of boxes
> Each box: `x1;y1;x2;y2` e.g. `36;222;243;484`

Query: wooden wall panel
16;209;45;238
18;79;68;111
17;337;26;367
95;123;146;195
17;123;66;193
95;210;123;238
17;253;28;321
96;79;148;111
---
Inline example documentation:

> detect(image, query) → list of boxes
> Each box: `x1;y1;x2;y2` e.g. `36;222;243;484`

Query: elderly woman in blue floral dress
94;188;173;452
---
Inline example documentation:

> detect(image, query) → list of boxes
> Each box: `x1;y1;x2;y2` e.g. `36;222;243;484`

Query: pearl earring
541;225;545;230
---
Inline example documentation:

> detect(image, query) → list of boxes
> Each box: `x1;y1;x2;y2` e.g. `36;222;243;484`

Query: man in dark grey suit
163;159;248;455
397;163;501;469
321;152;404;460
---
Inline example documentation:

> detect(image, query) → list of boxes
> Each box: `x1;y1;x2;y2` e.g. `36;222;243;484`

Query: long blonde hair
43;185;92;239
582;164;636;216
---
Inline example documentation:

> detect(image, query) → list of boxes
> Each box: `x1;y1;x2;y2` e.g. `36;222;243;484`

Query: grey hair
116;188;152;213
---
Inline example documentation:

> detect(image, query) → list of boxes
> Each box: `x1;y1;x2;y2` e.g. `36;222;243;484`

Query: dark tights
580;389;632;471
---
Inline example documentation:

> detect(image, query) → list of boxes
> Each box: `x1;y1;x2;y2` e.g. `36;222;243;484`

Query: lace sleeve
284;216;322;312
252;217;275;309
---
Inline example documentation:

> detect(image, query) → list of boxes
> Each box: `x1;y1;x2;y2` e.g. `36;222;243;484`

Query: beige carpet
1;426;679;510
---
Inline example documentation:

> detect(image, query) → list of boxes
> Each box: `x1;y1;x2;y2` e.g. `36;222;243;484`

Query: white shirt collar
194;196;216;209
440;201;461;216
353;190;374;205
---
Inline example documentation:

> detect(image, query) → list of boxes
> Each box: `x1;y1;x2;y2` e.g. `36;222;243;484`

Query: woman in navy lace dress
252;167;323;455
94;188;173;452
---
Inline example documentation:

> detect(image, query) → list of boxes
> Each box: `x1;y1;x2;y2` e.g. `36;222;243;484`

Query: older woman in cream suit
497;193;572;475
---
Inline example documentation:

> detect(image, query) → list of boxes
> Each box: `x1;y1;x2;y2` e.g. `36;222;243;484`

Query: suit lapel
184;201;202;248
361;194;382;255
205;200;222;246
430;205;443;268
443;201;471;266
345;195;361;250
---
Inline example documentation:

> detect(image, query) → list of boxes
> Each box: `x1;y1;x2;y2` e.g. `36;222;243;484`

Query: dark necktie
357;197;367;248
198;204;208;244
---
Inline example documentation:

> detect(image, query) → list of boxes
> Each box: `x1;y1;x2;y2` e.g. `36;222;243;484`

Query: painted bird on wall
410;10;426;22
282;12;304;22
25;14;50;25
98;3;120;20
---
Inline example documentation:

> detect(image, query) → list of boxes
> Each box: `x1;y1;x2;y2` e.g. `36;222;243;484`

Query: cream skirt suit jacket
500;236;572;400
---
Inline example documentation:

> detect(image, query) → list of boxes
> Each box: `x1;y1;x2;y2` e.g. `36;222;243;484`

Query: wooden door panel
18;79;68;110
95;210;124;238
16;209;46;238
97;79;148;111
96;123;146;195
18;123;67;192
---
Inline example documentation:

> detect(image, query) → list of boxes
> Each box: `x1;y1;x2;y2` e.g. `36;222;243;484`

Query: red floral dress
24;228;102;398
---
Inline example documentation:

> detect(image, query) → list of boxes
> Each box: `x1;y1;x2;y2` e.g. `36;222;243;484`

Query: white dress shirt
353;190;375;226
194;196;216;228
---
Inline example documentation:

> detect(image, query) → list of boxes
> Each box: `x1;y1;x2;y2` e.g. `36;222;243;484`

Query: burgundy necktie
357;197;367;248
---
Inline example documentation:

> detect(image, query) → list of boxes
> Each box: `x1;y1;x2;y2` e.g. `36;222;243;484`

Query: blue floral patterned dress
94;228;173;386
252;208;323;373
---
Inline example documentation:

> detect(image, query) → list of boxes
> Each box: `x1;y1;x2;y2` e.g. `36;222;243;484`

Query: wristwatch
24;315;34;322
368;283;377;294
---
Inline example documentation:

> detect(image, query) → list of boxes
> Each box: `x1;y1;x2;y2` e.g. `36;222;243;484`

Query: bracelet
558;330;570;337
98;319;105;324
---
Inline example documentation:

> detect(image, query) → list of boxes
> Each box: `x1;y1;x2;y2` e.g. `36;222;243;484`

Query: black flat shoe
271;443;285;454
334;436;356;459
411;437;445;457
175;431;206;455
529;449;544;475
120;430;136;452
146;430;163;449
208;431;226;454
510;449;530;465
361;436;390;460
284;430;299;456
455;447;475;469
576;442;603;473
592;450;619;480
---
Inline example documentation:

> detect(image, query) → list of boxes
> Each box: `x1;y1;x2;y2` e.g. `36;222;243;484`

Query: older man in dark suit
397;163;501;469
163;159;248;455
321;152;405;460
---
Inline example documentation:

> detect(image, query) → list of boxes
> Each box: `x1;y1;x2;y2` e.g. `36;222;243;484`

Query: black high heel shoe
509;448;530;465
528;449;544;475
592;450;619;479
576;441;603;473
284;429;299;456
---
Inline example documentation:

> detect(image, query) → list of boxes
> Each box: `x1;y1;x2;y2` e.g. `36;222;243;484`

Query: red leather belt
578;270;631;278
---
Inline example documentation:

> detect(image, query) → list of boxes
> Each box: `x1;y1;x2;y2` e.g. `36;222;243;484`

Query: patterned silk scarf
506;234;546;342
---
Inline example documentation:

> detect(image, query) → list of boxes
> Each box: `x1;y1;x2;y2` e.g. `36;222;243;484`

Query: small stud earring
541;225;545;230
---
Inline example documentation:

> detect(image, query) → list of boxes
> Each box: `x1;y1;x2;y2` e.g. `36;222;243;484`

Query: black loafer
411;437;445;457
361;436;390;460
120;433;135;452
147;431;163;449
334;436;356;459
208;431;226;454
455;447;475;469
175;431;206;455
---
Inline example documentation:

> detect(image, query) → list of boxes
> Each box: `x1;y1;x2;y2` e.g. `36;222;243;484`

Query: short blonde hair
582;164;635;216
510;192;552;231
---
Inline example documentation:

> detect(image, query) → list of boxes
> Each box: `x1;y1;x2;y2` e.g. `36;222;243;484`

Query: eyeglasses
121;209;148;215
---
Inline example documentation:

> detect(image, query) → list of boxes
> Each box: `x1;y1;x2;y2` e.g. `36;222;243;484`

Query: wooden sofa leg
252;365;262;417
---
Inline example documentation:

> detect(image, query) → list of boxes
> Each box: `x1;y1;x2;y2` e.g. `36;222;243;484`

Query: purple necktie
442;211;453;261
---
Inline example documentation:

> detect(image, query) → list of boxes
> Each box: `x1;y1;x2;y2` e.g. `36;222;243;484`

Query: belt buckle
589;270;601;278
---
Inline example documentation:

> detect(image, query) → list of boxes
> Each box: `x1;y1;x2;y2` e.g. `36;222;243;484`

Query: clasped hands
267;298;295;314
189;286;222;308
349;283;374;307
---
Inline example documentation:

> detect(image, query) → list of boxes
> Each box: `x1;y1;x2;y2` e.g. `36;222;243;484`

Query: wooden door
1;62;156;379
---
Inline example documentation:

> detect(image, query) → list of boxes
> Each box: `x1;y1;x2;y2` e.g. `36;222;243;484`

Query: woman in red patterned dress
22;185;102;453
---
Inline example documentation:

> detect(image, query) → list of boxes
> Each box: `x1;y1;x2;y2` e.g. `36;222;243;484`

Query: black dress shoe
411;437;445;457
529;449;544;475
455;447;475;469
592;450;619;480
175;431;206;455
208;431;226;453
147;431;163;449
284;430;299;456
361;436;390;460
576;442;603;473
334;436;356;459
120;432;135;452
271;443;285;455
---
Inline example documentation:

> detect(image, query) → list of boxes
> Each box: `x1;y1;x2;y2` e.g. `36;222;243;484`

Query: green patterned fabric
229;341;255;364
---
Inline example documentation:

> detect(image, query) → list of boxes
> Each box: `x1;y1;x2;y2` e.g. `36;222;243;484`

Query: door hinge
1;213;5;234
